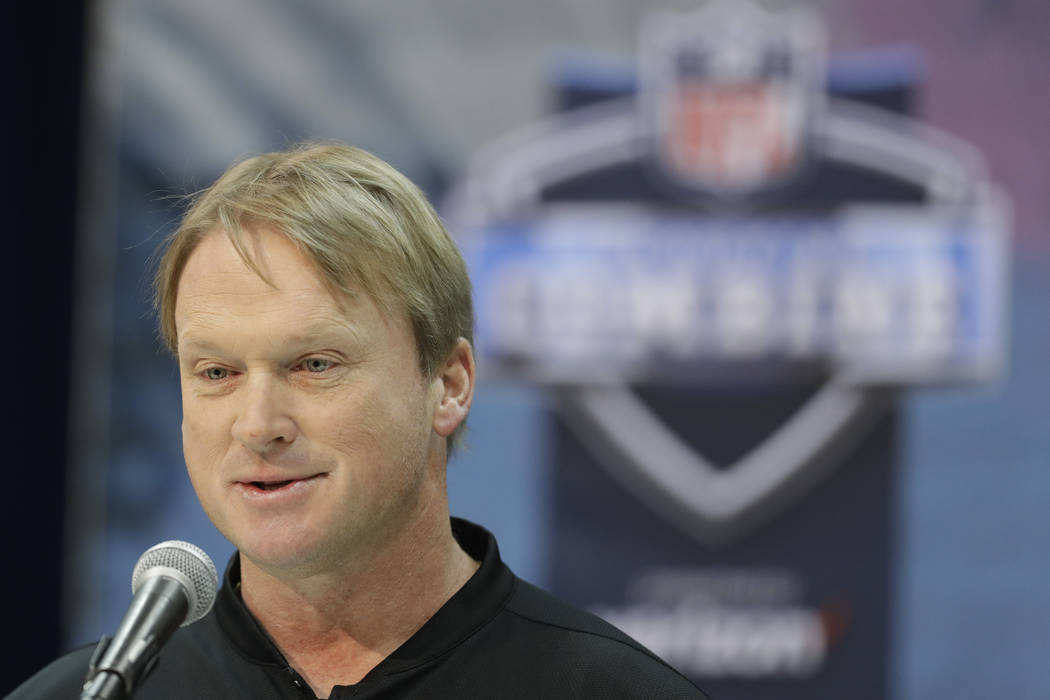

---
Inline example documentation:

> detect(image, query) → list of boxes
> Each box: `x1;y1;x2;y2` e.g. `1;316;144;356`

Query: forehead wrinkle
174;227;389;356
178;250;353;310
178;299;373;356
277;313;372;349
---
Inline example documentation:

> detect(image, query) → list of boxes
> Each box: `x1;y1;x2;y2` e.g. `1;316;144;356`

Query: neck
239;508;479;696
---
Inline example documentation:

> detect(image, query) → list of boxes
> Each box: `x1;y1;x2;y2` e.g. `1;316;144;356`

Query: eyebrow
177;321;368;357
281;317;370;346
176;337;224;357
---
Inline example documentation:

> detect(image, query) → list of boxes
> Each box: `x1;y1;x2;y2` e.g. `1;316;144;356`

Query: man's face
175;227;446;575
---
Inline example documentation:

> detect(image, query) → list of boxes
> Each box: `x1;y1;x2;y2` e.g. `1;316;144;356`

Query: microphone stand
80;576;187;699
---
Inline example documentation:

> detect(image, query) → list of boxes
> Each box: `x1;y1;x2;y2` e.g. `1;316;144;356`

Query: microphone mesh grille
131;540;219;624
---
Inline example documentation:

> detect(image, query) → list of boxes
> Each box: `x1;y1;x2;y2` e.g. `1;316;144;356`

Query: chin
229;523;318;570
240;527;358;579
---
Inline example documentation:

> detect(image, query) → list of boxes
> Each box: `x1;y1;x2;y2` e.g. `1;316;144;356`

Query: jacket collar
213;518;515;674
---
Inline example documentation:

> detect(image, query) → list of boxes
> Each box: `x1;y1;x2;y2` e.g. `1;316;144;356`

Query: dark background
2;3;85;692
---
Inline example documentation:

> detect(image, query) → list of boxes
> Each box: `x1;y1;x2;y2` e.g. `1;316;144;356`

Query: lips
236;473;326;494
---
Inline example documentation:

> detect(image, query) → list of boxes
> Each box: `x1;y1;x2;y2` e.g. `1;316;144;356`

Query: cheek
326;401;386;462
326;392;429;467
181;404;227;474
181;414;230;527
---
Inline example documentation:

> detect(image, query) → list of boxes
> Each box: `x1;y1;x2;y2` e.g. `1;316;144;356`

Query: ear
432;338;475;438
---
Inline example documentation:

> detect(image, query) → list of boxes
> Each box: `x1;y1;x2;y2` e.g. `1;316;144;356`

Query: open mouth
252;480;294;491
241;473;325;493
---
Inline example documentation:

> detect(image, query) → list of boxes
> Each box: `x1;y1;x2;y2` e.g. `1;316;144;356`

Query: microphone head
131;540;219;625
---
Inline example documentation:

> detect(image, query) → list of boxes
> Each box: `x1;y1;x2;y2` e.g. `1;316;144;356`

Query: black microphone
81;541;219;700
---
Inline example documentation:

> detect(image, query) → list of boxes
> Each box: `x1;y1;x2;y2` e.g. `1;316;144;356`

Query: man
10;144;707;698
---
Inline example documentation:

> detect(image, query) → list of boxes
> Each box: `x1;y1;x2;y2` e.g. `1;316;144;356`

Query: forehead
178;227;326;299
172;227;422;366
174;229;355;341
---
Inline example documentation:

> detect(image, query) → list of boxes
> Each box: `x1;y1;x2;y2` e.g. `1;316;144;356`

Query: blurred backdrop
5;1;1048;698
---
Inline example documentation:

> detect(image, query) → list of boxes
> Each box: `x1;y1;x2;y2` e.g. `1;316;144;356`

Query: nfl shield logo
444;0;1006;546
641;1;825;197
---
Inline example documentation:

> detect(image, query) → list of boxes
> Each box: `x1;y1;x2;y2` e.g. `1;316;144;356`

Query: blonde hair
154;143;474;448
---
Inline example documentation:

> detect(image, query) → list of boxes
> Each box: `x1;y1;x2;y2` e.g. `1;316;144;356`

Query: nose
230;375;298;454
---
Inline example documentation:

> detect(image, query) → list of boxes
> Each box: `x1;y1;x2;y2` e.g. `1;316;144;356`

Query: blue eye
303;358;331;373
202;367;228;381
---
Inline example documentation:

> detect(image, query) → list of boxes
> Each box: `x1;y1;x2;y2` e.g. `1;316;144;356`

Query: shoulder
505;578;651;650
6;614;257;700
472;577;710;699
6;645;96;699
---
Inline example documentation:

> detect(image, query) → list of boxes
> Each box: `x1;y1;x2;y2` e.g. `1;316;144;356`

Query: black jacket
8;519;707;699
